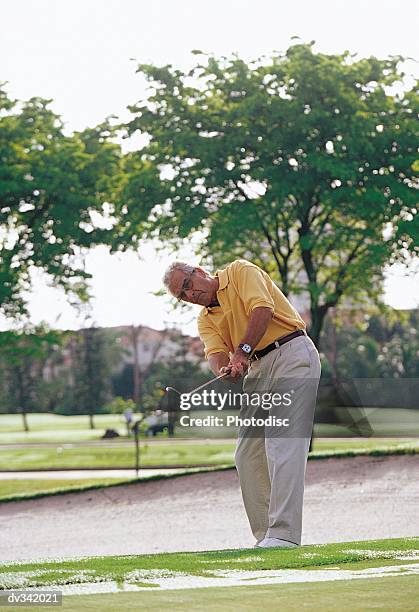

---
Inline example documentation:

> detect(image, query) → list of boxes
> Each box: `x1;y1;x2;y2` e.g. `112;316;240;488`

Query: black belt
251;329;305;361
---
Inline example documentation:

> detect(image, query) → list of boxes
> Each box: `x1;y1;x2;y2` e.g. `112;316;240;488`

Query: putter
166;370;230;396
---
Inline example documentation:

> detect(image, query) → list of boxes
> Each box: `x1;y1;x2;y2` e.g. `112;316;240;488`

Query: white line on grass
4;561;419;596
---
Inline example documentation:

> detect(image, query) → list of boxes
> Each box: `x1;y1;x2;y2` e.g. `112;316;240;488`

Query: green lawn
0;478;133;501
0;441;235;470
1;438;418;471
0;413;135;444
310;437;419;454
57;576;419;612
0;538;418;611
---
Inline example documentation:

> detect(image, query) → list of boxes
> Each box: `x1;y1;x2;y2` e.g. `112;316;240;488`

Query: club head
165;386;181;395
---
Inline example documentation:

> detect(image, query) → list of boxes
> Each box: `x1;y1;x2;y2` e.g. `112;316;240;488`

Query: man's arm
221;306;273;379
198;313;231;376
208;352;230;376
239;306;273;349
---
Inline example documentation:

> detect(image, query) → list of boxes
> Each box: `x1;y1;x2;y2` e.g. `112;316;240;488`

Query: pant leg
264;335;321;544
264;437;310;544
234;435;271;543
234;362;271;543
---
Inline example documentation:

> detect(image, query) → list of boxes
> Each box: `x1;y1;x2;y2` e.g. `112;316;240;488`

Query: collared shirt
197;259;306;359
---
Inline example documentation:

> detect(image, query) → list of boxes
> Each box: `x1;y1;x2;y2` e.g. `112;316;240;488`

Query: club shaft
188;371;229;394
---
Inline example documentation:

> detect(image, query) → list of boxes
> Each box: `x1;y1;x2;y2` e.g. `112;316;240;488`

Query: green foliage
321;308;419;378
106;396;136;415
0;88;123;317
118;44;418;344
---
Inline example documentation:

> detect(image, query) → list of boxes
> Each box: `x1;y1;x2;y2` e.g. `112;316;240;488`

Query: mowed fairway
58;576;419;611
0;414;134;444
2;438;418;471
1;539;418;611
0;478;133;501
0;442;235;470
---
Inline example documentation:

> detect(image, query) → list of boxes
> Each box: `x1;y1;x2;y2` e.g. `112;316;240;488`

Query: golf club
166;370;230;396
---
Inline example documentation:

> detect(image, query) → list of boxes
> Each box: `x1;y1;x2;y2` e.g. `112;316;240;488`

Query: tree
0;87;122;318
71;327;112;429
0;326;61;430
320;307;418;415
118;43;418;345
321;307;419;380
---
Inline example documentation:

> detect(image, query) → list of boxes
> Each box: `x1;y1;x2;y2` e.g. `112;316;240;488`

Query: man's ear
195;266;207;277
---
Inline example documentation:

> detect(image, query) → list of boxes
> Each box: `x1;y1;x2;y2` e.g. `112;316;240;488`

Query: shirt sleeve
235;261;275;316
197;315;230;360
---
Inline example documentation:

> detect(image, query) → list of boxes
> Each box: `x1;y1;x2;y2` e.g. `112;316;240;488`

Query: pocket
289;338;311;368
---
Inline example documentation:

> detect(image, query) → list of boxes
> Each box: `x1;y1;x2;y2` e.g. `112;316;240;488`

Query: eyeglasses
177;268;196;302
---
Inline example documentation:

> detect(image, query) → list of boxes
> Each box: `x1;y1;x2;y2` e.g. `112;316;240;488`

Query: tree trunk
89;413;95;429
329;308;338;378
21;410;29;432
322;308;345;404
131;326;140;406
308;304;329;348
307;303;329;453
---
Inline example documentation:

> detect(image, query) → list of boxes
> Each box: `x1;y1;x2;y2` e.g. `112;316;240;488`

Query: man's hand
220;348;249;382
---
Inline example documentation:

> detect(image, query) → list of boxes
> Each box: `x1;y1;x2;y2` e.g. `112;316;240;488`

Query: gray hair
163;261;195;291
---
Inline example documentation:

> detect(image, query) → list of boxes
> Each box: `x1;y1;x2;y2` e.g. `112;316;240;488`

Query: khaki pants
234;334;321;545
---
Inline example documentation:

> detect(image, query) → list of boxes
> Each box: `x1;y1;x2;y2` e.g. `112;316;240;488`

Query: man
163;259;321;548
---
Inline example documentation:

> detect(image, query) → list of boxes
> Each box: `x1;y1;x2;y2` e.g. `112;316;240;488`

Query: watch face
240;343;252;354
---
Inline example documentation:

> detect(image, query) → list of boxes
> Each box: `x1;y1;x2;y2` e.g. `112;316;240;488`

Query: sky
1;0;418;336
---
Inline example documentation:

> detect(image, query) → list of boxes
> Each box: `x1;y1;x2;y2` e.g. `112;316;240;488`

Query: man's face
169;267;215;307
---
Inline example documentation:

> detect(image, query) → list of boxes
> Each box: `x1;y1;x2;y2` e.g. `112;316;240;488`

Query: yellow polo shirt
197;259;306;360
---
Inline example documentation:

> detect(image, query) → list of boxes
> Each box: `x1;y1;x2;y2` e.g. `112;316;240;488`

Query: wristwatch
239;343;252;355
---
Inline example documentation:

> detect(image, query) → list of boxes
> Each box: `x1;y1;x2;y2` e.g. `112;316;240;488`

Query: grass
0;466;233;503
0;441;235;470
309;437;419;459
0;438;418;472
0;478;134;502
0;413;134;444
1;539;418;610
0;537;417;588
56;575;419;611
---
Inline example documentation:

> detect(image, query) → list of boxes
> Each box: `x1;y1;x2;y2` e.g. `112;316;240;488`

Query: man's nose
182;289;195;302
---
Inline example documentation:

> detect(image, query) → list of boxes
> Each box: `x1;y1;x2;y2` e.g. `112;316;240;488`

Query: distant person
163;259;321;549
123;408;134;436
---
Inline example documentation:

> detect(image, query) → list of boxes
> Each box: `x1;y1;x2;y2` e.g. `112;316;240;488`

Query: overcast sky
1;0;418;335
